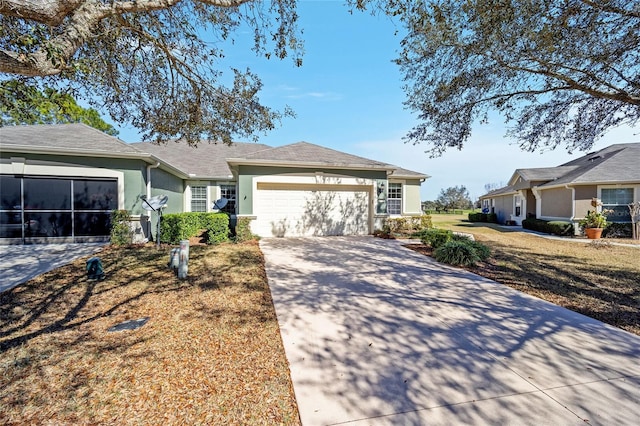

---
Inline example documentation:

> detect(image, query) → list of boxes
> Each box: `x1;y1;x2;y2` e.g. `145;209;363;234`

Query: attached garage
252;182;371;237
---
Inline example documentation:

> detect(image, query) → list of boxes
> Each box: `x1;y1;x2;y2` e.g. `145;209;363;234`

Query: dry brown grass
0;241;300;425
412;216;640;336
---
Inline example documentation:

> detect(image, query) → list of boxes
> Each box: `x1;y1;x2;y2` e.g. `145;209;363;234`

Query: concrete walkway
0;243;105;293
261;236;640;426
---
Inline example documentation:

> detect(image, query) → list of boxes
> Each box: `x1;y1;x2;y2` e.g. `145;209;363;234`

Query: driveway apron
260;236;640;426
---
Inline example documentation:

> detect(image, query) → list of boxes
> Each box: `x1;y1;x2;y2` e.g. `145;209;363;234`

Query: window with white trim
601;188;633;222
387;183;402;215
220;184;236;214
190;185;207;212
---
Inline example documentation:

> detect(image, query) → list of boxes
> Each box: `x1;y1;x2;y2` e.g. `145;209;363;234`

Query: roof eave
537;179;640;190
0;144;146;160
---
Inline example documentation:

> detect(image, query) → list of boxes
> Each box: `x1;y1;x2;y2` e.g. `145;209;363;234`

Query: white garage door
253;182;371;237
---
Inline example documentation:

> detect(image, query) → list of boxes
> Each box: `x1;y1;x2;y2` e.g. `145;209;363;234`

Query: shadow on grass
0;243;271;353
472;240;640;333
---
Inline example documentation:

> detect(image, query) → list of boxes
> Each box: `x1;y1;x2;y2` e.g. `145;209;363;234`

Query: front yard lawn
414;215;640;336
0;242;300;425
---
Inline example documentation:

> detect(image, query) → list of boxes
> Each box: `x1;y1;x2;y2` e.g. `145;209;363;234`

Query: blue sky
113;0;639;201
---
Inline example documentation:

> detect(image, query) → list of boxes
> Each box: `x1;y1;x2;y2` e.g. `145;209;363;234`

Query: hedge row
468;212;498;223
160;212;229;244
522;218;574;236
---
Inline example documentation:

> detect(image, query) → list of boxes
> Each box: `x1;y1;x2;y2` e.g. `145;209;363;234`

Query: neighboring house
0;124;428;243
479;143;640;233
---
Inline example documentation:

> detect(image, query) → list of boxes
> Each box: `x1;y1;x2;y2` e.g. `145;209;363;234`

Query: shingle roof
229;141;428;178
0;123;142;155
1;124;428;180
132;141;271;178
481;142;640;198
388;166;430;179
542;143;640;186
236;141;390;168
514;166;578;182
481;185;517;198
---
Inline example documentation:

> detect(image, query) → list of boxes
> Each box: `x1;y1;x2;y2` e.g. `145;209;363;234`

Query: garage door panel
254;185;370;237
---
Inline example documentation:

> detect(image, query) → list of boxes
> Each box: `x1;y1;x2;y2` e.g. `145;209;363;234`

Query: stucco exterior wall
574;185;598;219
493;195;513;224
401;179;423;215
540;187;573;218
148;167;183;213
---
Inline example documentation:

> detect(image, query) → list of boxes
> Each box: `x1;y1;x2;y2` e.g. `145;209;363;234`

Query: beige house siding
493;194;513;223
525;190;536;218
402;179;423;215
574;185;598;219
540;187;573;218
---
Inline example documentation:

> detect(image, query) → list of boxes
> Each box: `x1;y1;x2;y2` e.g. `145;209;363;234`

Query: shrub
110;210;133;246
204;214;230;244
233;217;256;242
468;212;498;223
420;228;453;249
547;221;574;236
603;222;632;238
523;218;574;236
383;215;433;237
434;240;481;266
160;212;229;244
468;212;483;222
467;240;491;260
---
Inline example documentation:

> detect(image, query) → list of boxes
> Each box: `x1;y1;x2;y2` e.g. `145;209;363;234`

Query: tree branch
0;0;253;76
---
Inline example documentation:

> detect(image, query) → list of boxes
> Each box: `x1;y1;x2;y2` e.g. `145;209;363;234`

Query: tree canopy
355;0;640;156
0;0;302;144
1;79;118;135
436;185;473;210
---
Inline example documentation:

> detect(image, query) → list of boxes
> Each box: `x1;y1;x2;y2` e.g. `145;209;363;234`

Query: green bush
160;212;229;244
468;212;498;223
603;222;632;238
420;228;453;249
522;218;574;236
434;240;481;266
204;214;230;244
468;212;483;222
383;215;433;237
110;210;133;246
467;240;491;260
547;221;574;236
233;216;256;242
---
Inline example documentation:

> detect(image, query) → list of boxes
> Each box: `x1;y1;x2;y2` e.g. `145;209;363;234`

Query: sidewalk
0;243;105;293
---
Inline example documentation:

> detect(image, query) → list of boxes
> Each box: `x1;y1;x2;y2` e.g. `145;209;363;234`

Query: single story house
0;123;428;244
478;143;640;233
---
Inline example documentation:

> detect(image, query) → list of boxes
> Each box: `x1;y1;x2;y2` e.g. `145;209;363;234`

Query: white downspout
147;162;160;198
146;162;161;242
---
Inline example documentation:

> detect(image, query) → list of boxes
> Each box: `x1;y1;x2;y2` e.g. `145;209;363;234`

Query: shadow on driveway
261;236;640;425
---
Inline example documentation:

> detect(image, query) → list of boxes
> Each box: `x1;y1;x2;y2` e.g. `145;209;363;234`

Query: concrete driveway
0;243;105;293
260;236;640;426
